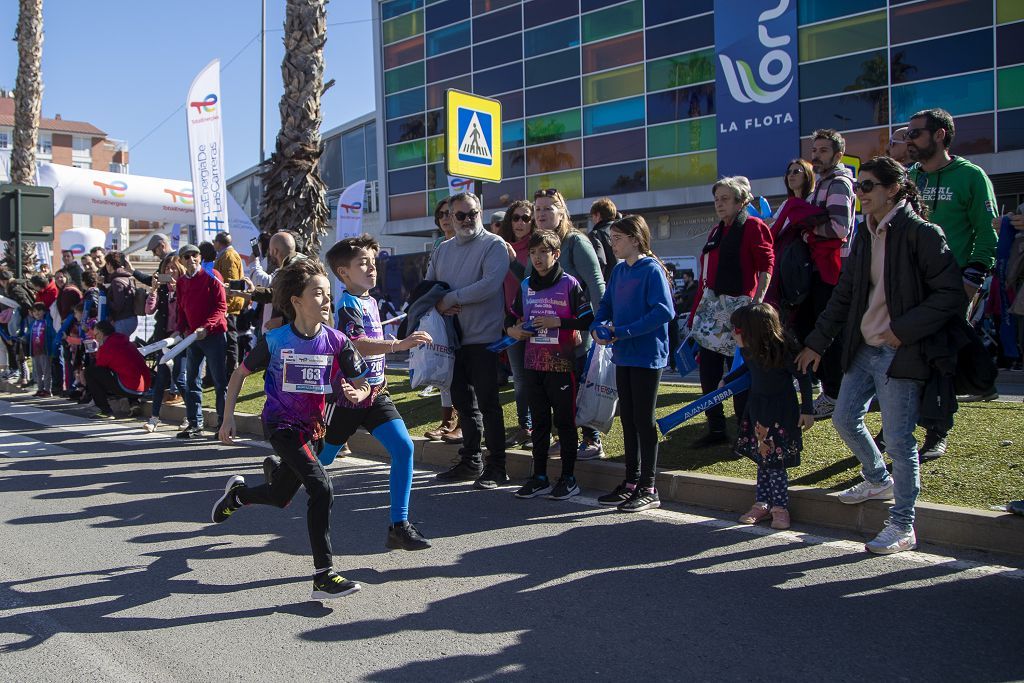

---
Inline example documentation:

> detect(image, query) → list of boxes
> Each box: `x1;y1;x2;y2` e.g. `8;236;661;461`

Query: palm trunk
258;0;335;256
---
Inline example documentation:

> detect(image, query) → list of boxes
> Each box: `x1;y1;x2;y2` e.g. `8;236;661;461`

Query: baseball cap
178;244;200;257
147;233;170;251
490;210;506;225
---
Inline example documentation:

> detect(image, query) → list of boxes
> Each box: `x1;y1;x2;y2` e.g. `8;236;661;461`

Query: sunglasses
905;127;936;140
534;188;559;198
853;179;882;193
436;209;450;218
511;213;532;223
786;168;804;176
454;210;480;222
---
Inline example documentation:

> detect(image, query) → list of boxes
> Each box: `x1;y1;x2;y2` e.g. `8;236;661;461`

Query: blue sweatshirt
591;256;673;369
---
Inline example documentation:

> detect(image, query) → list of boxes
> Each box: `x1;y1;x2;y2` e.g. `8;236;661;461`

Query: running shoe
812;393;836;420
386;521;432;551
576;441;604;460
311;570;361;600
435;459;483;481
618;487;660;512
548;476;580;500
143;417;159;433
90;411;115;420
865;521;917;554
918;435;947;461
473;464;510;490
837;479;894;504
514;476;552;499
598;481;636;506
211;475;245;523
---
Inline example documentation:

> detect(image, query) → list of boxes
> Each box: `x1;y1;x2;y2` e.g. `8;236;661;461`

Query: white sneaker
837;478;894;504
577;441;604;460
417;385;438;397
865;521;917;554
143;416;159;433
813;393;836;420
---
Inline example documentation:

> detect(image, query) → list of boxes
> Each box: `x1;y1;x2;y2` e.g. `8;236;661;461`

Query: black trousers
698;346;748;434
236;429;334;570
794;273;842;399
225;314;239;377
617;366;662;489
84;365;140;413
525;369;578;478
448;343;506;467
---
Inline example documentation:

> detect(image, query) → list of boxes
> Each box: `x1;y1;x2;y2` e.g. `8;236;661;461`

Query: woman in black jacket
797;156;965;555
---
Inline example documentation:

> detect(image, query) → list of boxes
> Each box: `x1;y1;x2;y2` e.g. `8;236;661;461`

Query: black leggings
698;346;748;434
617;366;662;489
525;369;578;478
236;429;334;570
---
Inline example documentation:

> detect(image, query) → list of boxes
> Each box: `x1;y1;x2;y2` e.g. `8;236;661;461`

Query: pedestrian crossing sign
446;89;502;183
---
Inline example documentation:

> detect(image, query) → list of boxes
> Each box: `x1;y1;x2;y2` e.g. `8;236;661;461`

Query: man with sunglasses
905;107;999;459
427;192;511;489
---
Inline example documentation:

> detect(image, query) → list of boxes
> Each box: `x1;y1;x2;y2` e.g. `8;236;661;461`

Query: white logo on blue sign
457;109;492;164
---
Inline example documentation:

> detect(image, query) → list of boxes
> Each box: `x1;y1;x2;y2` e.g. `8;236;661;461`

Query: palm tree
258;0;335;256
6;0;43;272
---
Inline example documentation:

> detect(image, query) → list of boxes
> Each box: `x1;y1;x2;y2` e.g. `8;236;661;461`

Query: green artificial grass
216;371;1024;511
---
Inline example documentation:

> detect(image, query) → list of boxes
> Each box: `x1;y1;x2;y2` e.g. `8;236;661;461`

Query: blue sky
0;1;377;181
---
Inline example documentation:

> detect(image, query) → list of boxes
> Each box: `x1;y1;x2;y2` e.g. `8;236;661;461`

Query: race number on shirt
281;352;332;394
529;325;559;345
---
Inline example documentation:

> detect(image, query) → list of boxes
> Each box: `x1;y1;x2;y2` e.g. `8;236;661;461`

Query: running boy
319;234;433;551
213;258;371;600
506;230;594;500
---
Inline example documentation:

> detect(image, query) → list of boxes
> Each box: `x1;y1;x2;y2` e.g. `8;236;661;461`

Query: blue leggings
320;419;414;524
756;465;789;509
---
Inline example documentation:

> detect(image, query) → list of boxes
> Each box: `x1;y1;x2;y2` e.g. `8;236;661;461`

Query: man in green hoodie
907;107;999;459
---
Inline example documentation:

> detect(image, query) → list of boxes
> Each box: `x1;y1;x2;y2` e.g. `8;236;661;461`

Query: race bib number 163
282;352;332;394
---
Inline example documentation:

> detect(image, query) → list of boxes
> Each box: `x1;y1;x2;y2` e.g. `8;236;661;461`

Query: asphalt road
1;396;1023;682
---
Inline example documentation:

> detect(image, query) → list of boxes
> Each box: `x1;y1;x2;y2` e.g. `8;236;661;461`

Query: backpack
778;238;813;309
131;278;149;316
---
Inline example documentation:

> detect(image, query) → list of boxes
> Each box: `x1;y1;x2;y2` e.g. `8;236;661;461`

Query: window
36;132;52;155
525;48;580;87
645;0;712;27
388;167;426;195
73;214;91;228
582;32;643;74
524;17;580;58
646;49;715;93
646;14;713;60
427;109;445;136
526;139;582;174
504;147;526;177
944;112;995;155
798;0;884;26
495;89;525;120
524;0;580;30
473;0;520;15
801;127;888;164
474;6;521;43
386;88;425;119
383;9;424;45
71;161;91;169
365;122;378;180
386;114;426;145
384;35;424;70
582;0;629;11
648;151;717;190
583;64;643;104
427;75;472;109
382;0;423;21
800;88;888;135
999;65;1024;110
473;34;521;71
582;0;642;43
647;84;715;125
427;162;447;189
504;119;525;148
798;11;886;62
427;48;471;82
891;30;992;85
389;193;426;220
799;50;886;100
0;131;9;149
998;0;1024;23
426;20;470;57
473;62;523;96
481;178;526;209
997;22;1024;68
426;135;445;163
891;71;993;123
583;96;645;135
72;136;92;153
999;108;1024;151
526;169;583;200
385;62;425;95
890;0;992;45
583;128;645;166
526;109;582;145
426;0;470;31
647;117;716;157
525;79;582;116
585;160;646;196
321;136;343;189
387;139;426;169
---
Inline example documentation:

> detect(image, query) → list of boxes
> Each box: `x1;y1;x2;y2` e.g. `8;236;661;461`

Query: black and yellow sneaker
211;475;245;523
386;521;432;551
311;570;361;600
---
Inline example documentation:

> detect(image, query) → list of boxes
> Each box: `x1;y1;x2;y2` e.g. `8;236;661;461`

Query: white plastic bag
575;343;618;433
408;309;454;391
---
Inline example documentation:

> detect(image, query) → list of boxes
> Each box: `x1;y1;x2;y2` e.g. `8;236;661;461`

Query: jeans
832;344;922;529
151;355;186;419
185;332;227;429
113;316;138;338
506;341;531;430
31;353;51;392
448;343;506;468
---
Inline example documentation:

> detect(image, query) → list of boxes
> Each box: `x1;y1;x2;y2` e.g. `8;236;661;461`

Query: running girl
591;215;674;512
728;303;814;530
213;258;370;600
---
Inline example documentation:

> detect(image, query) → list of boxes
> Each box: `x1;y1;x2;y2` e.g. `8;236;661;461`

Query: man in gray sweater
427;191;511;488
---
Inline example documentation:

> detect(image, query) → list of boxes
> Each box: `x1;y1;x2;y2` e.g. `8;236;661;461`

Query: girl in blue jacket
591;215;674;512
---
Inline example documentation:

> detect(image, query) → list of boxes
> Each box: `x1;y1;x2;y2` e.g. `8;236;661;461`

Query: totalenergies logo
449;177;474;193
93;180;128;198
339;201;362;215
189;93;218;114
164;188;194;205
719;0;793;105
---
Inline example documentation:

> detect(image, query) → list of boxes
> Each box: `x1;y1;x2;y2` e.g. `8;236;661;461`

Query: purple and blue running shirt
243;323;367;438
335;291;386;408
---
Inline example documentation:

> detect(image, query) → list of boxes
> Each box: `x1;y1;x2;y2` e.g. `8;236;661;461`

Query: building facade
372;0;1024;258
